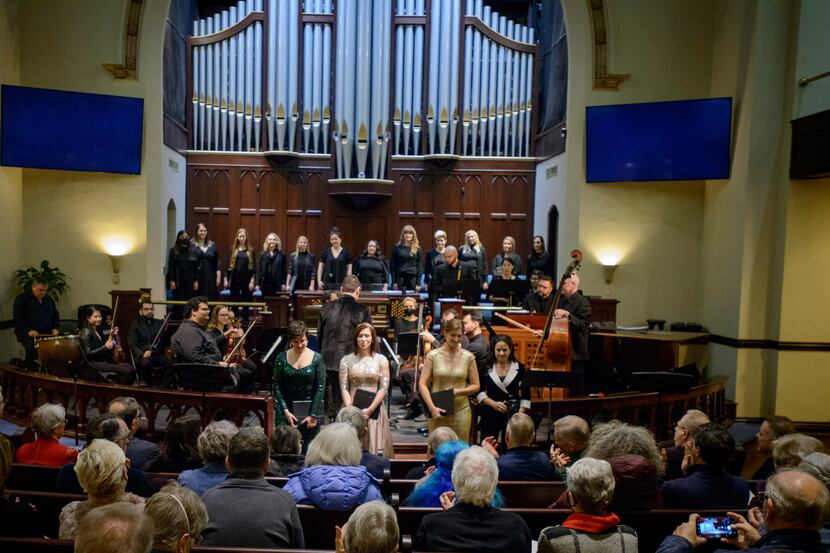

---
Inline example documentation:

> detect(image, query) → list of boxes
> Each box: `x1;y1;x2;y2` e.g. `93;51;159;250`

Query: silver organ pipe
228;6;238;150
509;22;520;156
411;0;424;155
448;0;461;154
301;3;312;152
235;2;246;150
192;19;201;150
401;1;413;156
517;25;527;156
461;1;473;155
205;17;213;149
436;0;451;153
213;13;221;150
478;5;490;156
321;0;331;154
379;0;392;174
393;0;404;155
253;0;263;151
335;0;346;172
220;10;229;151
355;0;371;177
525;27;535;156
370;0;384;179
287;0;299;151
426;0;440;154
266;0;276;150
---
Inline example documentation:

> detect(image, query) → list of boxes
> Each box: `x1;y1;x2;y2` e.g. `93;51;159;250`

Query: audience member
15;403;77;466
59;439;145;539
75;501;154;553
267;424;305;476
0;434;43;537
336;500;399;553
336;406;391;479
481;413;555;480
661;423;750;508
657;468;829;553
178;420;238;495
538;457;638;553
405;427;459;480
144;415;202;473
284;422;382;510
405;441;471;507
752;415;796;480
550;415;590;481
414;446;531;552
56;413;155;497
200;427;304;548
798;452;830;548
772;433;824;470
145;482;209;553
107;396;160;470
664;409;710;480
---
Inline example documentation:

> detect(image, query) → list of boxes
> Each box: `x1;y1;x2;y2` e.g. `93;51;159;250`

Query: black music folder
291;400;312;420
353;388;381;420
425;388;455;418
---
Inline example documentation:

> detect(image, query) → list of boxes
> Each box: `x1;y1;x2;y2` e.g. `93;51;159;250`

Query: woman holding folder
419;318;480;442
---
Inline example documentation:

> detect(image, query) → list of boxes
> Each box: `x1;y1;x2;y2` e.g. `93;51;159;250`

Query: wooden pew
6;463;62;492
387;479;566;508
389;458;427;478
5;489;85;538
0;539;337;553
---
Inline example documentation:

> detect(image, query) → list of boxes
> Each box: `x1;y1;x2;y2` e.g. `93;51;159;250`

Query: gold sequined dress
425;348;475;441
339;352;394;458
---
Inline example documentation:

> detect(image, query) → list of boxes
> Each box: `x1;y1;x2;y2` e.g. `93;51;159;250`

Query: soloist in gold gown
425;348;475;442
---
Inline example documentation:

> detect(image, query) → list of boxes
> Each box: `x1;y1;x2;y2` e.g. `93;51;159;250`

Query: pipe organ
188;0;537;169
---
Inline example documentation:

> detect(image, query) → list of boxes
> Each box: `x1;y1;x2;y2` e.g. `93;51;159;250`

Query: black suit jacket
126;436;161;471
317;295;372;372
558;292;591;360
432;262;477;290
414;503;532;553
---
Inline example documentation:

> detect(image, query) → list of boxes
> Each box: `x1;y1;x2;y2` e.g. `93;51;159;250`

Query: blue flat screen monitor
586;97;732;183
1;85;143;175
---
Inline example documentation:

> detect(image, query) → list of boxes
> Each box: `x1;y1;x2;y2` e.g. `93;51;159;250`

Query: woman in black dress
317;227;352;290
78;306;136;384
476;334;530;444
390;225;423;292
526;235;556;279
425;229;448;290
352;239;389;291
224;228;257;313
193;222;221;301
458;229;489;290
257;232;287;295
167;230;199;318
287;235;317;292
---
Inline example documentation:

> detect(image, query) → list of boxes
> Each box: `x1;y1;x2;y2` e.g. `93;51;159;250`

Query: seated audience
798;452;830;548
200;427;304;548
15;402;77;466
752;414;796;480
75;501;154;553
267;424;305;476
1;434;43;537
538;458;638;552
178;420;238;495
405;441;472;507
336;406;391;479
550;415;591;481
657;468;829;553
414;446;531;552
107;396;160;471
481;413;555;480
405;426;459;480
772;433;824;470
284;422;382;510
56;413;155;497
59;439;145;539
336;500;399;553
664;409;710;480
144;415;202;473
145;482;209;553
661;422;750;508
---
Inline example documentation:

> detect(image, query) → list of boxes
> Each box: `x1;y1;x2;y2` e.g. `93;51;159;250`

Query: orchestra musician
167;230;199;319
78;306;136;384
458;229;489;290
13;276;60;370
317;227;352;291
431;246;478;301
522;274;555;314
205;306;255;393
193;223;221;301
390;225;423;292
352;239;389;291
127;297;172;386
552;273;591;396
424;229;448;290
257;232;287;295
286;235;316;292
491;236;523;278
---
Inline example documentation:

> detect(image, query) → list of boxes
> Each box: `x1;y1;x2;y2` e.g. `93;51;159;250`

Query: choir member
257;232;287;295
390;225;423;292
317;227;353;290
424;229;448;290
458;229;489;290
352;239;389;291
491;236;522;277
167;230;199;318
224;228;256;317
193;223;221;301
286;235;317;292
526;235;556;278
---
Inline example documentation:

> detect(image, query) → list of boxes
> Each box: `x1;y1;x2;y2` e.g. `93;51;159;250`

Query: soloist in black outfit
288;251;316;291
476;361;530;443
557;291;591;395
167;244;199;318
194;241;220;300
12;289;60;369
128;315;172;386
257;249;287;295
319;247;352;289
227;249;256;316
390;245;423;291
526;251;556;278
352;254;389;291
78;327;136;384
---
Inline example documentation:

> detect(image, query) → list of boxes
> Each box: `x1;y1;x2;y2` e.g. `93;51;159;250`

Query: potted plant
14;260;70;303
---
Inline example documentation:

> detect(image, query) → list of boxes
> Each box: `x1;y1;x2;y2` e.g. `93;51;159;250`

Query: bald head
562;274;580;297
443;246;458;266
553;415;590;455
674;409;710;448
765;469;830;531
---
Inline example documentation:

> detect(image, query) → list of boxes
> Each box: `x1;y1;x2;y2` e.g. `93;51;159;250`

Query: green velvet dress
273;350;326;449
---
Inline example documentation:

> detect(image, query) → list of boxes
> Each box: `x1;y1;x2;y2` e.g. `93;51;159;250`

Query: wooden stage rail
0;364;274;439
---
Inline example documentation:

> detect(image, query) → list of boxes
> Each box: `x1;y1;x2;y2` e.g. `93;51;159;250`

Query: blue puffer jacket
282;465;382;511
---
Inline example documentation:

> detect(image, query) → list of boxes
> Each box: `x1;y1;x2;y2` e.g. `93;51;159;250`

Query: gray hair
583;420;665;477
427;427;458;457
506;413;535;446
553;415;591;449
452;446;498;507
31;403;66;436
336;406;367;440
343;500;399;553
798;452;830;489
765;468;830;529
773;433;824;469
145;483;208;550
75;501;154;553
75;439;127;498
679;409;710;434
566;458;615;515
106;397;141;430
306;422;362;467
197;420;239;463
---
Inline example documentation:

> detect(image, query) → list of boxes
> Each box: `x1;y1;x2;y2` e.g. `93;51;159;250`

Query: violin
225;319;255;365
401;314;433;370
110;296;127;364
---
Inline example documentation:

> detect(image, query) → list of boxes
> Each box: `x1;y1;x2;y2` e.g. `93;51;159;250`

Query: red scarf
561;512;621;534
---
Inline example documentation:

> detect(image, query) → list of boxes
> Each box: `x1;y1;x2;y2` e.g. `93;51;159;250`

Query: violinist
206;306;255;393
79;306;136;384
553;274;591;395
395;297;422;419
127;298;172;386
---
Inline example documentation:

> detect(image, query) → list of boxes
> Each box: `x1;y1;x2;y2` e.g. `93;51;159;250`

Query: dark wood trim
463;16;537;54
395;15;427;25
301;13;334;24
188;12;265;47
709;334;830;352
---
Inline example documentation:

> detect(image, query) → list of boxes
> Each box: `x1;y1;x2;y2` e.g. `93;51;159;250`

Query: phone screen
696;517;737;539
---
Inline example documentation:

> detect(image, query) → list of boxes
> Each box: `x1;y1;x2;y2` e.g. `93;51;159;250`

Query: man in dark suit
554;273;591;395
521;274;555;314
106;396;160;471
431;246;478;296
318;275;372;416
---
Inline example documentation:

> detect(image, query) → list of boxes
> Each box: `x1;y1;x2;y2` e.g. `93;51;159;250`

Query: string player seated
78;306;136;384
127;296;172;386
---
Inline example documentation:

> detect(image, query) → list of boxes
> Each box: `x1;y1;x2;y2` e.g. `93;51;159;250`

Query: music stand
438;279;480;305
488;279;531;307
525;370;577;441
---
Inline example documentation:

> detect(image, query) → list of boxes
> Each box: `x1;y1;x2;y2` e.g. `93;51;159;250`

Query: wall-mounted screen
586;97;732;183
1;85;144;175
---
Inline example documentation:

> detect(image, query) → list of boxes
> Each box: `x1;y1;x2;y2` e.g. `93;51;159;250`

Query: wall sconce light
603;264;617;284
104;242;129;284
599;253;621;284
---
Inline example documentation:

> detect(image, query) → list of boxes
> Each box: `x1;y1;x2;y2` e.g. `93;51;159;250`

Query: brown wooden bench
5;489;86;538
6;463;62;492
387;479;566;508
0;539;336;553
